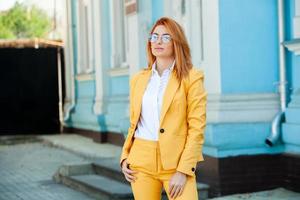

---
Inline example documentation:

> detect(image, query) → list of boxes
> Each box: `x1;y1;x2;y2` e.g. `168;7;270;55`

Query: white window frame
165;0;222;94
76;0;94;74
109;0;128;69
294;0;300;38
165;0;204;67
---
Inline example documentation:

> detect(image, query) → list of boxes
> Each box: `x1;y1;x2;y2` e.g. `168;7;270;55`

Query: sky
0;0;64;17
0;0;66;39
0;0;21;11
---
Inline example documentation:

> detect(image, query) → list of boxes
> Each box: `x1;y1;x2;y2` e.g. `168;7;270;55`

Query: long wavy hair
146;17;193;82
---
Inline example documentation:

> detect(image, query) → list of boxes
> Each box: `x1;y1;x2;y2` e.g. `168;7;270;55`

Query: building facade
62;0;300;197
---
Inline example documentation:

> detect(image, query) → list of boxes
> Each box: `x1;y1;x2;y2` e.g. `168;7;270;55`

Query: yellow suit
120;67;207;177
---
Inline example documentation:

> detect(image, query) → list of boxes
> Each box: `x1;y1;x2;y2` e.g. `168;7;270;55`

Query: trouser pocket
127;141;156;172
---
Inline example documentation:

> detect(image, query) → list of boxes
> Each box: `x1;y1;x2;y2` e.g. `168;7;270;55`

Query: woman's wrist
176;170;188;177
121;158;127;168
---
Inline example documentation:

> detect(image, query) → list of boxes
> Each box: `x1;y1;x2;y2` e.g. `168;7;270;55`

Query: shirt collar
152;59;175;75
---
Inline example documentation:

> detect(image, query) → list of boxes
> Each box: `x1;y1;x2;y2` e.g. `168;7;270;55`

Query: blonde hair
146;17;193;82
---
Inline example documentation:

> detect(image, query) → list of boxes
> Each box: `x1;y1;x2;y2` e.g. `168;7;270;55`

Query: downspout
265;0;287;146
63;81;75;122
57;47;64;133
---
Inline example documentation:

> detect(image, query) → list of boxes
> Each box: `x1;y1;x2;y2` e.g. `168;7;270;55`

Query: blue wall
209;0;300;158
203;123;284;158
219;0;279;94
152;0;164;23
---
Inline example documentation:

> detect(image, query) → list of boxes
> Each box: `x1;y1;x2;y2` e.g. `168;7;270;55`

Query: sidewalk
39;133;122;160
0;135;95;200
210;188;300;200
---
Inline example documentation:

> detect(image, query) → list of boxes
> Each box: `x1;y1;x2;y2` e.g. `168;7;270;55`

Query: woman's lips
154;48;164;51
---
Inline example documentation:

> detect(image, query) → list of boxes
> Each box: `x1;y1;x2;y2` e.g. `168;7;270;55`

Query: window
76;0;94;74
110;0;128;69
165;0;204;66
294;0;300;38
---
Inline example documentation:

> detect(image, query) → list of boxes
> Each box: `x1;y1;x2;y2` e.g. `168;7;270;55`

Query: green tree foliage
0;2;52;39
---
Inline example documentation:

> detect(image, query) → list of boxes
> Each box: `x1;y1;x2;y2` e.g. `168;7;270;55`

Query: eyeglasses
149;33;172;44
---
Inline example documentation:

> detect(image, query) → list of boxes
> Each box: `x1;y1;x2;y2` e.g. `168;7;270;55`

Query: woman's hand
168;171;187;199
121;159;138;183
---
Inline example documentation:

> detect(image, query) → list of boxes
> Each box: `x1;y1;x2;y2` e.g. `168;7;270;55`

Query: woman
120;17;207;200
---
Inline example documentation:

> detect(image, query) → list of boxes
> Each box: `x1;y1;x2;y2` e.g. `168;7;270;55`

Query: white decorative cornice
112;93;280;123
75;73;95;81
283;39;300;55
108;65;130;77
207;93;280;123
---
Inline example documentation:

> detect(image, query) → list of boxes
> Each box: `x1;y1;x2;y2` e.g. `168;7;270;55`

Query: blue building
62;0;300;197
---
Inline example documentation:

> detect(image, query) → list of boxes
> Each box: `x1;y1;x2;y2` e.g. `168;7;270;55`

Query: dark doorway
0;47;65;134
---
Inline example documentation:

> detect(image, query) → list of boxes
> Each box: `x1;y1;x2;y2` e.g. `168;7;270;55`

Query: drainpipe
57;47;64;133
265;0;287;147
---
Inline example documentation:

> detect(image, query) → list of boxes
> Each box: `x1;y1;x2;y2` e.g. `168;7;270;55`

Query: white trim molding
75;73;95;81
108;66;130;77
207;93;280;123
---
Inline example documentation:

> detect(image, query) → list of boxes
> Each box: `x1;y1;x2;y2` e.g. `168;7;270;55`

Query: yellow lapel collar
159;71;180;126
133;69;180;127
133;69;152;123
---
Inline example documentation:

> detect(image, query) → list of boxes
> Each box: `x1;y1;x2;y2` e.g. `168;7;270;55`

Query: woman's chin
152;53;170;58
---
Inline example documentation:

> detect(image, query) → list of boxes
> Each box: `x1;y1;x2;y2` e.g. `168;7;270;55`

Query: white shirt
134;60;175;141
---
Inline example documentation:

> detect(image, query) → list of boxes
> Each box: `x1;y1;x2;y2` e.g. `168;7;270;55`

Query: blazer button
160;128;165;133
191;167;195;172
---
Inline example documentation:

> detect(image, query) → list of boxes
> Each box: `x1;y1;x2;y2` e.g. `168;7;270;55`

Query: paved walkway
0;140;95;200
210;188;300;200
40;134;122;159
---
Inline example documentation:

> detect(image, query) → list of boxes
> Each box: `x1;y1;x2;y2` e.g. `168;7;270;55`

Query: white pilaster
93;0;104;114
63;0;75;121
126;14;140;75
201;0;221;94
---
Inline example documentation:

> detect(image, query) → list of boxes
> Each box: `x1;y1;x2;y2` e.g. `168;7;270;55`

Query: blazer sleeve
176;69;207;176
119;73;139;168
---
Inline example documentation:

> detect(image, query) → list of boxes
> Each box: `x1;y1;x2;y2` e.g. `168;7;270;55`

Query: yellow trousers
127;137;198;200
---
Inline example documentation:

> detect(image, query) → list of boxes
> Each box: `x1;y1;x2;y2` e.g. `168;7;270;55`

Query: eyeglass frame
148;33;172;44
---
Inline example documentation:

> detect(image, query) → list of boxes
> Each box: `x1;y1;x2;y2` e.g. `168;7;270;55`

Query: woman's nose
156;38;162;44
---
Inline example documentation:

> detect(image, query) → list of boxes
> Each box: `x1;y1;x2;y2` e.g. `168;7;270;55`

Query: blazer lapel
133;69;180;128
133;70;152;124
159;71;180;126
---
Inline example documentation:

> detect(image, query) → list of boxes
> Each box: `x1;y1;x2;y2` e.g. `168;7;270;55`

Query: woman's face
150;25;174;59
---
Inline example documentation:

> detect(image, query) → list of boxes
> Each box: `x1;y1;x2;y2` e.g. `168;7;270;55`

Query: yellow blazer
120;67;207;176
